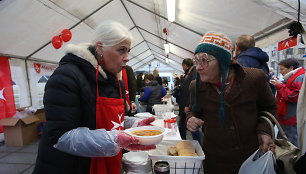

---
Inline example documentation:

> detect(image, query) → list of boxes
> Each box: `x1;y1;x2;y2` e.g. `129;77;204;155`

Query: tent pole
24;59;33;107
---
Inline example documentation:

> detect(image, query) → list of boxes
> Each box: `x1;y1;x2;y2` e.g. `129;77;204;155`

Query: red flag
0;57;16;133
278;36;298;51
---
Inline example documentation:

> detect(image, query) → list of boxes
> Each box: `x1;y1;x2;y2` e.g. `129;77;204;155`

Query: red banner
0;57;16;133
278;36;298;51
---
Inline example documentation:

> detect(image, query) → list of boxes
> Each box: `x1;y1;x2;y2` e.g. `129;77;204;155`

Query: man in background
235;34;275;94
177;58;201;144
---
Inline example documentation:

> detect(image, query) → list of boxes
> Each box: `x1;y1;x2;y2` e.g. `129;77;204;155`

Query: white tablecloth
151;119;181;141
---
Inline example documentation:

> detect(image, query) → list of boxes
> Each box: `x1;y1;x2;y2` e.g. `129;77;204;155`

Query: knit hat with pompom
193;31;233;128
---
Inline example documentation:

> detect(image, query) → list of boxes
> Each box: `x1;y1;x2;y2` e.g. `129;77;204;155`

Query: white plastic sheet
238;149;276;174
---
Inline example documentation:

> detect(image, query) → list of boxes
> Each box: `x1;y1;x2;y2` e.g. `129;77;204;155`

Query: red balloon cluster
51;29;72;49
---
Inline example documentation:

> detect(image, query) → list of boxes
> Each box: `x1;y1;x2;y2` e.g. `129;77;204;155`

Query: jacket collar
65;43;107;79
283;67;303;81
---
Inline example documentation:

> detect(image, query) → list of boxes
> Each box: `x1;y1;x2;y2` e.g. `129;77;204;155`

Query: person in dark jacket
138;74;167;114
186;32;277;174
119;65;137;115
153;69;163;85
136;73;144;94
33;21;155;174
235;34;276;95
177;58;201;143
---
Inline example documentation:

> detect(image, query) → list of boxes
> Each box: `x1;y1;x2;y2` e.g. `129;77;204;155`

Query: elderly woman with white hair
33;21;155;174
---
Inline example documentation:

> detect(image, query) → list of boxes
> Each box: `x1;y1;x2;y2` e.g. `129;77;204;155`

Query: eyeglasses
193;53;216;67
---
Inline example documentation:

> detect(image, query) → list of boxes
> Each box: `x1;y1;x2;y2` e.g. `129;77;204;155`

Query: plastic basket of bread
148;140;205;174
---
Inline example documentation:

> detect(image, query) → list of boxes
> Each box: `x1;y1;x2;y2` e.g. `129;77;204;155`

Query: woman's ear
95;41;103;57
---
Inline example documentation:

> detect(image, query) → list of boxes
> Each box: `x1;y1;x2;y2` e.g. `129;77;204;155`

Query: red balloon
61;29;72;42
51;36;63;49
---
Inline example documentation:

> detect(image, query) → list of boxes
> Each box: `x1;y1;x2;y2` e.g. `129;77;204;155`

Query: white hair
91;21;133;47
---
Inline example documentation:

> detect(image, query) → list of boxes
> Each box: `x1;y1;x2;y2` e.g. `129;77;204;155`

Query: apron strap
96;65;99;97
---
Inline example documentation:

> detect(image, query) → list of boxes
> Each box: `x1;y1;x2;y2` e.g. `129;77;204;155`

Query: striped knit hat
193;31;233;128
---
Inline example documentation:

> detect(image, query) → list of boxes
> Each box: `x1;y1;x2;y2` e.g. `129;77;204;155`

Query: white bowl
124;126;170;145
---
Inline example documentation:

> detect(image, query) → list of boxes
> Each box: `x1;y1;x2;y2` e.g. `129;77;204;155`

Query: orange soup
131;130;162;136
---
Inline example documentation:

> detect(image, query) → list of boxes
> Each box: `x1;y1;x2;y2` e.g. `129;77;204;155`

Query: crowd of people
33;20;306;174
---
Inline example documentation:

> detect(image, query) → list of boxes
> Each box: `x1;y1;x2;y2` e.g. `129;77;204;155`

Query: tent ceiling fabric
0;0;305;73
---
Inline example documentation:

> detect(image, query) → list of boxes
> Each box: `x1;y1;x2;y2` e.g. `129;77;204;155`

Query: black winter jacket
178;66;196;108
33;44;125;174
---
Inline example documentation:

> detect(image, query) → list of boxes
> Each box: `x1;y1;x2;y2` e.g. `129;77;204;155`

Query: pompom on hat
192;31;233;128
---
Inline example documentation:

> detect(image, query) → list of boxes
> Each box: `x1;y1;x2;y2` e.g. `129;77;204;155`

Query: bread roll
176;141;197;156
176;141;194;151
167;146;178;156
178;150;198;156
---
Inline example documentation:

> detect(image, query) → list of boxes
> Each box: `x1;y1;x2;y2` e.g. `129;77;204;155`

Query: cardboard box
16;107;45;121
34;108;45;122
0;115;40;146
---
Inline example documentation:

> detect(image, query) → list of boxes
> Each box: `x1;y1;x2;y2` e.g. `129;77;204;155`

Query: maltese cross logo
111;113;124;130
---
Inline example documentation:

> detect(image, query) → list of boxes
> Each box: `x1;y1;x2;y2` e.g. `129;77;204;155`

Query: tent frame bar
138;26;193;54
126;0;203;37
146;40;185;60
26;0;114;59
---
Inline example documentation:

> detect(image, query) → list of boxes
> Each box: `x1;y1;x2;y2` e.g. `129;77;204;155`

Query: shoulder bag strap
259;111;289;141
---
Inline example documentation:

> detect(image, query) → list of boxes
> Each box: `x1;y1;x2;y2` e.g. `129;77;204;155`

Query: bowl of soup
124;126;169;145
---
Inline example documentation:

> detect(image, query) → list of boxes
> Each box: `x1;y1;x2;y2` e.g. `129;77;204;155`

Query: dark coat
179;66;196;108
33;44;125;174
125;65;136;102
187;62;277;174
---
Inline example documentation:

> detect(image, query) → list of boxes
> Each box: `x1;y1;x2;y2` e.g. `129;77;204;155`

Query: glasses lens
194;53;215;66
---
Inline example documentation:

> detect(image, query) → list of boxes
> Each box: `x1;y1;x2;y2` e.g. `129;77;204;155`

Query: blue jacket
237;47;276;95
237;47;269;75
139;80;167;105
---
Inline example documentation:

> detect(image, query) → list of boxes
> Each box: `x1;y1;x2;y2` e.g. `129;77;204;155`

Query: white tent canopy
0;0;306;108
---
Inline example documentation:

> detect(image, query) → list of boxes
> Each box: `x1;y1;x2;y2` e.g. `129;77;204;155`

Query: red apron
90;67;125;174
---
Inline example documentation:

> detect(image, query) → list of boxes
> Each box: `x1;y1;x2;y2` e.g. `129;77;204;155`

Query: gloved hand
115;131;156;151
134;116;155;127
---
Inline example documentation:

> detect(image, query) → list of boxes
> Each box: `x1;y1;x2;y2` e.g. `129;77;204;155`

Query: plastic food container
122;151;152;174
148;140;205;174
152;105;174;118
164;118;177;135
124;126;170;145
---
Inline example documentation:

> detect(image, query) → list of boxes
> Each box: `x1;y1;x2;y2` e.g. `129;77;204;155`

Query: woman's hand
184;107;190;113
257;132;275;153
269;77;281;86
131;102;137;111
135;116;155;127
186;116;204;132
115;132;156;151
